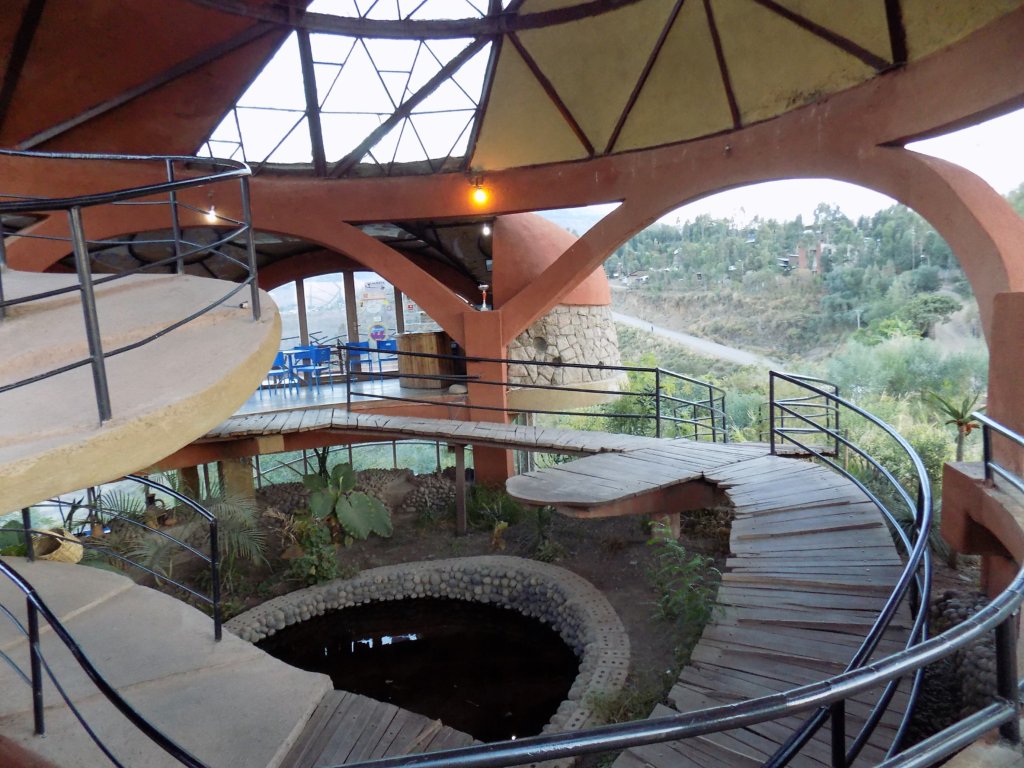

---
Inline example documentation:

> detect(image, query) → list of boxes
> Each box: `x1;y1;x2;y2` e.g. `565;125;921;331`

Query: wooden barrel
396;331;456;389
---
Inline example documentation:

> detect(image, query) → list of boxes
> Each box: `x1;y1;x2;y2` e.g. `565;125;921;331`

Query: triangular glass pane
208;139;241;157
236;33;306;111
321;113;386;159
310;34;357;65
407;44;449;92
313;63;343;108
408;110;475;159
320;42;395;113
464;0;488;15
363;0;401;20
266;117;314;163
410;78;476;112
308;0;360;16
235;108;306;161
208;112;240;142
363;38;420;74
380;72;410;106
450;42;490;101
368;119;403;164
423;38;475;67
394;119;429;163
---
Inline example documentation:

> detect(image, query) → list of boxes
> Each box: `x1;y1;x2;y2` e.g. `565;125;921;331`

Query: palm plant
925;391;983;462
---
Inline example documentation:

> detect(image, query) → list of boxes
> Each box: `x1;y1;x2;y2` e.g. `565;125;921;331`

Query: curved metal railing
323;397;1021;768
0;557;206;768
765;372;932;764
11;474;222;640
338;343;729;442
0;149;259;423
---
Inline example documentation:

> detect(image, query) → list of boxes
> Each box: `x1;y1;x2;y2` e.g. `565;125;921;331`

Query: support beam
295;277;309;345
344;271;359;343
0;0;46;135
296;29;327;176
17;22;274;149
394;286;405;334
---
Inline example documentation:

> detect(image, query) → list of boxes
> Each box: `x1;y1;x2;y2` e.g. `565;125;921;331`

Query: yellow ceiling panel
614;0;734;152
516;0;677;152
902;0;1022;60
712;0;876;126
470;42;591;170
774;0;891;62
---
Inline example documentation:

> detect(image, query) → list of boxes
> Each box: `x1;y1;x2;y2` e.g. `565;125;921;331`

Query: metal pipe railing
0;558;207;767
0;149;259;426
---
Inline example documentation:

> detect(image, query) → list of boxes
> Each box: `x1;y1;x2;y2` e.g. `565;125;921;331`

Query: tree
900;294;962;336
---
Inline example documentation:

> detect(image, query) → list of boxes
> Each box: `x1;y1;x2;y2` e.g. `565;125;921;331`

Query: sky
649;107;1024;226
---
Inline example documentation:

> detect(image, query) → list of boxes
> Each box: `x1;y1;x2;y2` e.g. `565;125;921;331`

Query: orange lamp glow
471;185;489;205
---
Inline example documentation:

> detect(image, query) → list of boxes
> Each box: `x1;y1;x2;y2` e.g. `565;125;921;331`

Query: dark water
257;597;580;742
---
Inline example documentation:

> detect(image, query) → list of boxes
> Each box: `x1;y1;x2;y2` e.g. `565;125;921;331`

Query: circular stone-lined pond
227;556;630;741
258;597;579;740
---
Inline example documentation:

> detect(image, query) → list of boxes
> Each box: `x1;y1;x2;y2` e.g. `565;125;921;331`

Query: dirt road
612;311;780;368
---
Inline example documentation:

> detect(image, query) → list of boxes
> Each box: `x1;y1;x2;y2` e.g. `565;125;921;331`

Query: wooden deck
283;691;476;768
199;410;912;766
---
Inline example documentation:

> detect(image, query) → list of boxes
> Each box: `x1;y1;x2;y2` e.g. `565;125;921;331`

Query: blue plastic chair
292;345;332;391
344;341;378;381
375;339;398;377
262;351;295;395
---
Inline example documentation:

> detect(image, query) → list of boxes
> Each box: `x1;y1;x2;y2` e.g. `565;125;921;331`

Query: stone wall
227;555;630;742
507;305;623;387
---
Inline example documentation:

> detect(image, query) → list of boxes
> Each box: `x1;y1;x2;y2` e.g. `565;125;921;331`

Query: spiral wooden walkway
509;443;912;768
197;409;912;766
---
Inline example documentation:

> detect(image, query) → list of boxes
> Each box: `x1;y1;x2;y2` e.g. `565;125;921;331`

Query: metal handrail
0;149;260;424
16;474;222;640
977;411;1024;496
338;344;728;442
765;372;932;764
0;558;206;767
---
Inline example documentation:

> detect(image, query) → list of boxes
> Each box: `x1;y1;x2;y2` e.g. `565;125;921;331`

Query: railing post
655;369;662;438
833;385;841;457
209;518;222;642
165;159;184;275
983;422;993;483
21;508;33;561
830;701;846;767
69;206;112;423
0;218;7;321
454;444;467;536
769;373;777;455
995;612;1020;743
239;177;261;321
27;599;45;735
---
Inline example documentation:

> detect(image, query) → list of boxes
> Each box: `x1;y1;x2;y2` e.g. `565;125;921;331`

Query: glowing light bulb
471;186;489;205
482;224;491;236
205;205;217;223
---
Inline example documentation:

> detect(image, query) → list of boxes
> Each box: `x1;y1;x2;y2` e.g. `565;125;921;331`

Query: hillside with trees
609;199;983;359
601;185;1024;480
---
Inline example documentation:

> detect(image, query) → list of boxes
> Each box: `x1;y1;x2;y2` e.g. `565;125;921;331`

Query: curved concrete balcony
0;269;280;512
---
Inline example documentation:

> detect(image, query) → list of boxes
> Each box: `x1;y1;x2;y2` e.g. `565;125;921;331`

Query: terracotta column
462;310;513;484
986;292;1024;477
